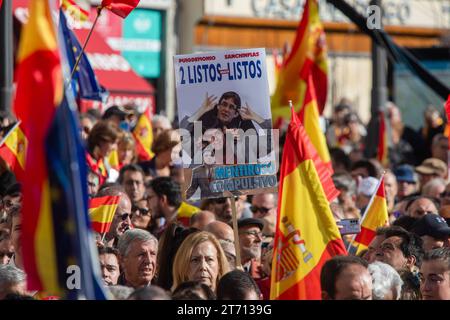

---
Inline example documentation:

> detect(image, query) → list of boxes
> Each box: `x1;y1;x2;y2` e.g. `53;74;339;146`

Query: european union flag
59;10;107;102
45;94;108;300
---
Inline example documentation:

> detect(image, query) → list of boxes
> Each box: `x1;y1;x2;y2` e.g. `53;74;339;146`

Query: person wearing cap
238;218;264;280
415;158;447;191
412;214;450;252
102;105;132;129
355;176;379;210
393;164;418;201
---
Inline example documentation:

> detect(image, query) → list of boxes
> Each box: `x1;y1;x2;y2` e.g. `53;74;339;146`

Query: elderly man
321;255;373;300
0;265;28;299
415;158;447;191
0;230;14;265
374;227;424;273
190;211;216;230
118;229;158;289
422;178;446;199
368;261;403;300
97;186;132;248
205;221;236;269
238;218;264;280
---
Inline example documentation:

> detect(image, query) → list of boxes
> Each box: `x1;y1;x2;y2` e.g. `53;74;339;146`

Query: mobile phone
337;218;361;235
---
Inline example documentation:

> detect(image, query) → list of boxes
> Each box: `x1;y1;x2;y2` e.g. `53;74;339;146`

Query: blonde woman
172;231;230;293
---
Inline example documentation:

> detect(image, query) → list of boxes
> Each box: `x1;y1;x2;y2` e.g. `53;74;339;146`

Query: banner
174;48;277;200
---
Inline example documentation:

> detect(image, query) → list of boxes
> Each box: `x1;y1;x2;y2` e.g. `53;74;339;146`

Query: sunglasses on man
250;205;272;214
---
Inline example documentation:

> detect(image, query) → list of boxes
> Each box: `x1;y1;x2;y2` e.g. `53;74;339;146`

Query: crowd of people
0;99;449;300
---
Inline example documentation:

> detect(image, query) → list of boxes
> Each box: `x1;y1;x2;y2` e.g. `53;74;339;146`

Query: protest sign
174;48;278;200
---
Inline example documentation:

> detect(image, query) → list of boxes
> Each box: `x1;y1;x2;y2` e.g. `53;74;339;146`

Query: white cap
357;177;379;197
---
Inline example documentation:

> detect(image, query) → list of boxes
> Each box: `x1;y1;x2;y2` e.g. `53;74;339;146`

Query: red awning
12;0;155;113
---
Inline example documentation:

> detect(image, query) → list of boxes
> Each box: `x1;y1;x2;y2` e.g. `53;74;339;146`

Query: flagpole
230;195;242;270
347;171;386;252
69;6;103;81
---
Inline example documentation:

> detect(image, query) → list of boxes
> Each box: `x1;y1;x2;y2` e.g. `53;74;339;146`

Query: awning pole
69;6;103;81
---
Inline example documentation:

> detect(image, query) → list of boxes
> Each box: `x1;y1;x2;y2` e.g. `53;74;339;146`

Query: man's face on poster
217;97;239;124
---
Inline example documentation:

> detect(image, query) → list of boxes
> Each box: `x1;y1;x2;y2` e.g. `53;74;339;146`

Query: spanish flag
177;201;200;227
270;108;346;300
349;176;389;255
298;75;332;170
133;106;154;161
101;0;140;18
377;111;389;167
89;196;120;234
0;122;28;179
61;0;89;21
14;0;106;299
13;0;63;294
271;0;328;125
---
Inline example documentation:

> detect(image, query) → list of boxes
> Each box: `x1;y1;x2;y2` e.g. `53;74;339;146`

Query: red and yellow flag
101;0;140;18
298;75;332;170
13;0;63;293
133;106;154;161
271;0;328;125
377;111;389;167
0;122;28;179
177;201;200;227
89;196;120;234
350;176;389;254
60;0;89;21
270;109;346;300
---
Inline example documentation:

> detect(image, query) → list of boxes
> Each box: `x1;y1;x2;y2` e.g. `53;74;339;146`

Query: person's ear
406;255;417;269
160;194;168;206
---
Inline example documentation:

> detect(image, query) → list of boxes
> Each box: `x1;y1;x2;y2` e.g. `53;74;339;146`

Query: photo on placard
173;48;278;201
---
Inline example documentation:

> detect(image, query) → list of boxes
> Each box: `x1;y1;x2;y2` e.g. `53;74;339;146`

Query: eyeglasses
250;205;272;214
440;191;450;198
240;230;263;239
0;252;14;259
131;206;150;216
213;197;238;204
219;100;238;111
120;213;131;221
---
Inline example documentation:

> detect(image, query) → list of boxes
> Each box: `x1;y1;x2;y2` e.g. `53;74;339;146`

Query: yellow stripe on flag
35;183;61;296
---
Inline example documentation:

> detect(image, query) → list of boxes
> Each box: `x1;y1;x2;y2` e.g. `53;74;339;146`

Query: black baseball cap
412;214;450;239
237;218;264;231
102;105;129;121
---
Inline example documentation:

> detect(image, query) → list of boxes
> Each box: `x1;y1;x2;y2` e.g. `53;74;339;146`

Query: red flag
133;106;154;161
0;122;28;180
89;196;120;234
101;0;140;18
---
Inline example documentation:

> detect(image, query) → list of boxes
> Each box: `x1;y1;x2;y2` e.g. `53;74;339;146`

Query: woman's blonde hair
172;231;230;292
